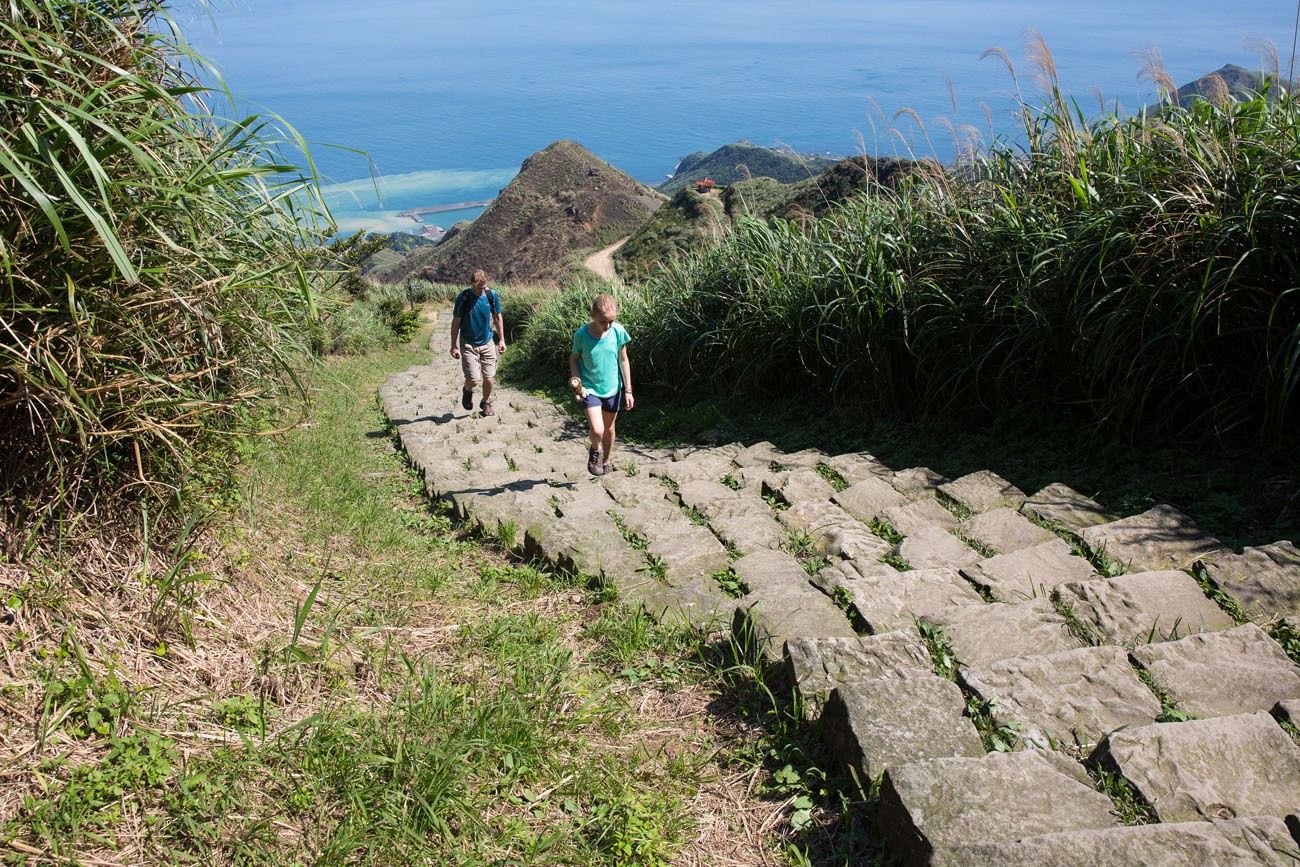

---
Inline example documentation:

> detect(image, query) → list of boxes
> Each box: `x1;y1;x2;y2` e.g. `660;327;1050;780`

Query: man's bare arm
449;316;462;357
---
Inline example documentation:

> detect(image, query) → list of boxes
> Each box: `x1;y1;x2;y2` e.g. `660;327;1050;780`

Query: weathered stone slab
960;507;1057;555
961;645;1160;749
832;476;906;524
881;498;959;535
779;500;891;561
889;466;947;500
822;674;984;781
876;749;1118;866
770;469;837;506
732;440;786;467
934;817;1300;867
640;574;736;629
1131;624;1300;718
1079;504;1229;573
676;478;742;516
1205;541;1300;621
898;525;981;569
1095;712;1300;823
834;564;984;633
783;632;933;718
653;448;740;486
810;558;899;596
939;470;1026;514
1022;482;1116;534
1057;570;1238;645
924;597;1081;668
826;452;893;484
731;550;856;665
616;502;730;586
961;538;1099;602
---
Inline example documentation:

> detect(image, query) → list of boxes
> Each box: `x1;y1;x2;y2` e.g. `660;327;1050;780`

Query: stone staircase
382;342;1300;865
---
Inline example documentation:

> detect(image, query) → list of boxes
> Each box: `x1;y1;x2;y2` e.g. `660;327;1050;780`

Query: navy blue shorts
582;391;624;414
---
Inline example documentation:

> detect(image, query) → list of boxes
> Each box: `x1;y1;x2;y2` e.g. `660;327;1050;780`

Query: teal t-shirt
571;322;631;398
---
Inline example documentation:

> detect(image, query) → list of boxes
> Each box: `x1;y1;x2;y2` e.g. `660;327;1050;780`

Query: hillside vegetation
0;0;329;546
658;142;839;194
615;155;936;279
518;57;1300;447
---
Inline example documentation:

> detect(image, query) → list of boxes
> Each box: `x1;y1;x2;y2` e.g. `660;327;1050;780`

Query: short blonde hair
471;269;489;288
591;293;617;316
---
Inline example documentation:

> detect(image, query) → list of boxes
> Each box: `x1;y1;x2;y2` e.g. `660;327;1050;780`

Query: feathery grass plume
1138;46;1179;107
0;0;328;549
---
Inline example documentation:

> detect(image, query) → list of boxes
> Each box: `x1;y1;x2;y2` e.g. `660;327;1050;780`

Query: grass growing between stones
2;336;788;865
1091;768;1157;826
1133;666;1195;724
1272;620;1300;667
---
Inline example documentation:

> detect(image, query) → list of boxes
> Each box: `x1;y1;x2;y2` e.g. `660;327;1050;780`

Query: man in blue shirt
449;269;506;416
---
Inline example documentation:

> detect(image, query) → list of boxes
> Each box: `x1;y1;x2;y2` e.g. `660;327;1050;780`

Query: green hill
376;140;664;285
658;143;839;195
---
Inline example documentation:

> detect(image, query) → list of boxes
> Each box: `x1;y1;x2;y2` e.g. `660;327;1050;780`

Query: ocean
178;1;1297;236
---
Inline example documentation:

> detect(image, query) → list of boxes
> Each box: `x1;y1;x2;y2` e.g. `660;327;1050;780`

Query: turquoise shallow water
180;1;1296;235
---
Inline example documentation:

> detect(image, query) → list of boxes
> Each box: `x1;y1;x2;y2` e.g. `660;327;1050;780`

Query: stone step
824;452;893;485
1078;504;1230;573
1094;712;1300;823
782;632;933;719
1021;482;1117;534
960;538;1099;602
959;507;1057;555
1056;570;1238;645
778;499;892;561
832;475;907;523
1131;623;1300;718
1205;541;1300;621
769;468;837;506
820;562;984;634
676;479;786;554
876;749;1119;867
939;470;1026;514
934;817;1299;867
898;524;981;569
923;597;1083;668
882;498;959;535
731;550;856;666
959;644;1161;750
889;466;947;500
612;499;729;586
821;672;984;782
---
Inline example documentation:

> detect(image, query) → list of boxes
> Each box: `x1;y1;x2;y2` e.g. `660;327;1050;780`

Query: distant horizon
180;0;1296;234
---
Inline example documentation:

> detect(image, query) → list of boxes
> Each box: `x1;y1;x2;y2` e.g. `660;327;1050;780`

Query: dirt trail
583;236;629;281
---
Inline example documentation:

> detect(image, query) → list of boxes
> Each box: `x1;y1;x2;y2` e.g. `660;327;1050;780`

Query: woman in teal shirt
568;293;634;476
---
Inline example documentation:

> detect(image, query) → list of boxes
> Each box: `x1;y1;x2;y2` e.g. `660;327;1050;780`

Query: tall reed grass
516;47;1300;445
0;0;327;544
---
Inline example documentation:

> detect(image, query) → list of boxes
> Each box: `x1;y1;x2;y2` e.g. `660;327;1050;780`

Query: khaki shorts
460;341;498;384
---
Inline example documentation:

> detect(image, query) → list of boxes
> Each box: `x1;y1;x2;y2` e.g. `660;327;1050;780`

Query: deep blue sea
179;1;1296;236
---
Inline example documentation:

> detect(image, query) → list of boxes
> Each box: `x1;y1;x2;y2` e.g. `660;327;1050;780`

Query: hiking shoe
480;399;494;417
461;388;473;411
603;462;613;476
587;447;604;476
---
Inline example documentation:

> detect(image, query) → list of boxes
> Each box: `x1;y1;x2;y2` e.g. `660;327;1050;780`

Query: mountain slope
375;141;664;285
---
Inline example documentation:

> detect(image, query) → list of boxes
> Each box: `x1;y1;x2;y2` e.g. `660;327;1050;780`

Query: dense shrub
0;0;326;539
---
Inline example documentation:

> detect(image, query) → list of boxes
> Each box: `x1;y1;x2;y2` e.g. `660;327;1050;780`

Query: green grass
4;335;767;864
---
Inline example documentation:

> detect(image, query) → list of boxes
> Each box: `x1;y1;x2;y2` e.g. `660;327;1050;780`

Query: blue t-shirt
453;288;499;346
572;322;631;398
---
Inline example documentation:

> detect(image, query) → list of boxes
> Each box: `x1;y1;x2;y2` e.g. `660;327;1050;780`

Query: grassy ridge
517;74;1300;447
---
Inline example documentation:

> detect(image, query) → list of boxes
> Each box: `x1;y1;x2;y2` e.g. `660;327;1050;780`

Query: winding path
582;236;629;282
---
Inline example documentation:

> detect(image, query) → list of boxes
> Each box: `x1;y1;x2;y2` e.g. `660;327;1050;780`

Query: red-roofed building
695;177;717;193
